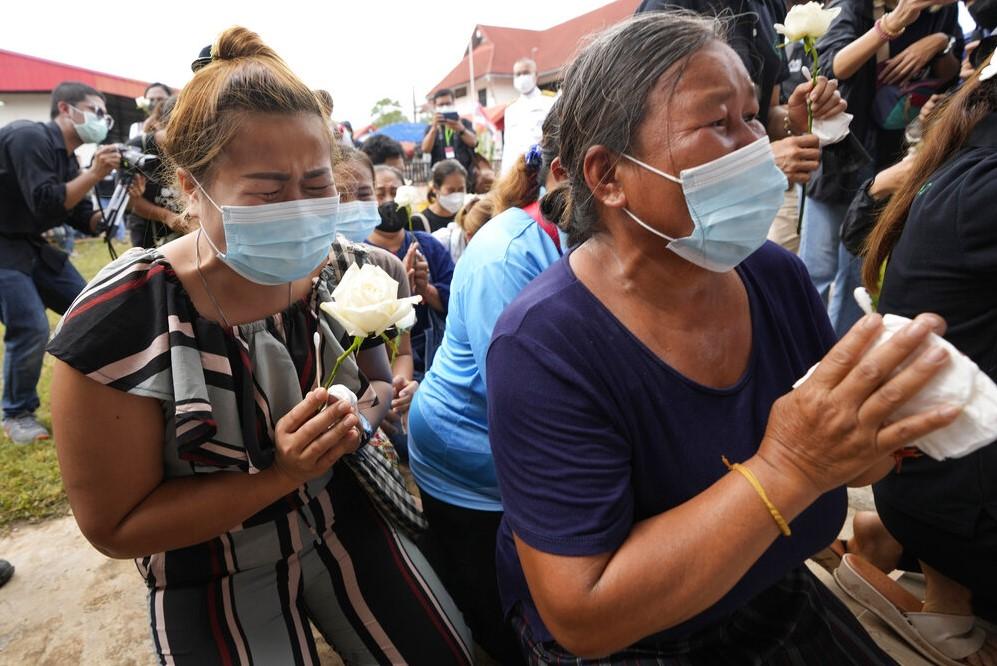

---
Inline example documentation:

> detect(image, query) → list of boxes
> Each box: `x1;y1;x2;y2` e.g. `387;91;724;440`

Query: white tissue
793;314;997;460
327;384;358;409
801;65;853;147
812;112;853;147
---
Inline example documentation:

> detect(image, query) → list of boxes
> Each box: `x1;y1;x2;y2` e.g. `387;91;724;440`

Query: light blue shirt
408;207;562;511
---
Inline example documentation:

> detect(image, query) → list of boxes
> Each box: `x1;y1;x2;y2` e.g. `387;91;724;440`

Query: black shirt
424;118;477;179
125;132;179;247
874;113;997;535
420;208;455;233
0;120;94;273
637;0;789;127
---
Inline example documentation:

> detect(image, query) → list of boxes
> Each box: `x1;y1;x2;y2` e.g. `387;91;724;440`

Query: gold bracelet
722;456;792;537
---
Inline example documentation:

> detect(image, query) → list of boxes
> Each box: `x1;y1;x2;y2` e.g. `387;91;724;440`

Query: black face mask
377;202;409;232
970;0;997;31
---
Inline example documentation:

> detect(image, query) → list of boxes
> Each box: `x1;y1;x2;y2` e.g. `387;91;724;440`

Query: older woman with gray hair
486;11;962;664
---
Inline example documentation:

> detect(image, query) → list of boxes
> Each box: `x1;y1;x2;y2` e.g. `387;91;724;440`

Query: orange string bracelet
722;456;792;537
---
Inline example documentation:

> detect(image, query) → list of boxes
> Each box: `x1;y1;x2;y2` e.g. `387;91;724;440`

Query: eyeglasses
71;104;115;130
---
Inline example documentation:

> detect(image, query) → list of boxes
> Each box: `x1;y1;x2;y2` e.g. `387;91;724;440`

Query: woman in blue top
366;165;454;380
408;110;565;665
486;12;962;664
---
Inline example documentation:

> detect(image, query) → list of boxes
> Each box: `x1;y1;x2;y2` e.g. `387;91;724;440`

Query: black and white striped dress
48;243;473;665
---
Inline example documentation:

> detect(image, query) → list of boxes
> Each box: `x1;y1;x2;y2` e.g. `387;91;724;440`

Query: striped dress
48;243;473;666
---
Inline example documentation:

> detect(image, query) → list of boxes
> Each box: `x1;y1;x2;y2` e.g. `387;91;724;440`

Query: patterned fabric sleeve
48;243;379;474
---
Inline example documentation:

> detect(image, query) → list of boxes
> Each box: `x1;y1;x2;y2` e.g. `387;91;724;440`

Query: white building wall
0;93;51;128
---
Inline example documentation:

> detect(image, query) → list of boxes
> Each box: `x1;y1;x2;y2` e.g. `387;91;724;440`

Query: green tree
371;97;407;127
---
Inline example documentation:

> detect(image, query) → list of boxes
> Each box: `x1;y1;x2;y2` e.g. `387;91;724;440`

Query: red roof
0;49;153;98
431;0;640;95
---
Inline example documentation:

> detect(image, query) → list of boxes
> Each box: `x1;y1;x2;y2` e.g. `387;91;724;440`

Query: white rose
135;96;151;111
320;263;422;337
394;185;420;210
775;2;841;42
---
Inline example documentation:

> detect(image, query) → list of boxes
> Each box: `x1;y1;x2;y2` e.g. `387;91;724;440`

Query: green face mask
70;105;109;144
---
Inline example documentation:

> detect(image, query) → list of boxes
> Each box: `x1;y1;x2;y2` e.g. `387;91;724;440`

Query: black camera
116;144;159;174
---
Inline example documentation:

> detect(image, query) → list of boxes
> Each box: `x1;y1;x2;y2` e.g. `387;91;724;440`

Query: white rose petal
394;185;420;209
396;308;417;332
775;2;841;42
135;96;151;110
320;263;423;337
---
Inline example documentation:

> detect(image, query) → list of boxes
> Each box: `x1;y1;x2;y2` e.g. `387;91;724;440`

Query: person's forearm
362;379;392;430
419;284;444;312
130;197;176;226
87;466;300;559
64;170;101;210
391;333;414;381
526;452;823;657
460;127;477;147
833;29;887;81
421;127;438;153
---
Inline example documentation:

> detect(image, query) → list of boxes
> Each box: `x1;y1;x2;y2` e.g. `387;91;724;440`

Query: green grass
0;238;128;528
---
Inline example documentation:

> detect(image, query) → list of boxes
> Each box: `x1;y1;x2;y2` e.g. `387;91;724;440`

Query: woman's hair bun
212;26;278;62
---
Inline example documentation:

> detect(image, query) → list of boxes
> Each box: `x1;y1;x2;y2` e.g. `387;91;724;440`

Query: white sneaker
2;415;50;445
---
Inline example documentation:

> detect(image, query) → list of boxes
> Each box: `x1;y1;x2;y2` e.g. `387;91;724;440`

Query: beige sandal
834;554;986;666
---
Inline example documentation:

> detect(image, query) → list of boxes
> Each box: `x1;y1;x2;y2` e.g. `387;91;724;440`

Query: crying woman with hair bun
48;25;471;665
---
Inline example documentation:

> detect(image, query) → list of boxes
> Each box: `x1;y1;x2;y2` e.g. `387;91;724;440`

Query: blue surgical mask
336;200;380;243
622;136;787;273
70;105;109;144
197;183;341;285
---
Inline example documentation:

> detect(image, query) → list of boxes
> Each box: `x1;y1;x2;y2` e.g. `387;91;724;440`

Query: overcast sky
1;1;614;126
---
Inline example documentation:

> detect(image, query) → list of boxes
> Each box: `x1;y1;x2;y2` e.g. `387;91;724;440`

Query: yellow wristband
722;456;792;537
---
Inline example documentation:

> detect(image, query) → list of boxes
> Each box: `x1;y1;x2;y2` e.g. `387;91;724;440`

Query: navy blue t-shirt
486;242;845;647
367;230;454;373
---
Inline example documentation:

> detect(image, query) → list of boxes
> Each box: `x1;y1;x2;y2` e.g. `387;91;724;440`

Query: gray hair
557;10;725;242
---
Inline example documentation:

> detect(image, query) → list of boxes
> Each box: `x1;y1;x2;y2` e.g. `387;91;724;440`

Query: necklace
195;228;291;329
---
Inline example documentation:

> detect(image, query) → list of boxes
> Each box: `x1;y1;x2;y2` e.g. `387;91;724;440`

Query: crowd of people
0;0;995;663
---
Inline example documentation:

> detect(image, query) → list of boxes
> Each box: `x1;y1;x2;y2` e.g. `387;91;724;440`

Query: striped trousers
140;466;473;665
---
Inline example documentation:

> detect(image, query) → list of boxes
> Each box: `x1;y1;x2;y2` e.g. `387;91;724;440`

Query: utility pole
468;28;477;109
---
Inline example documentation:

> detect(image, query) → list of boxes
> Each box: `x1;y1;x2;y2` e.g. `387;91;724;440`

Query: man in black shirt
0;81;119;444
420;88;478;188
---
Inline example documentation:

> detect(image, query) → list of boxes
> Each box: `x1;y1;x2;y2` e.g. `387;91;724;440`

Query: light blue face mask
197;184;341;285
336;200;380;243
70;105;109;144
622;136;787;273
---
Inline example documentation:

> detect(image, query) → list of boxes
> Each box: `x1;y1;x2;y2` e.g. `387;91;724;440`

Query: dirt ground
0;514;343;665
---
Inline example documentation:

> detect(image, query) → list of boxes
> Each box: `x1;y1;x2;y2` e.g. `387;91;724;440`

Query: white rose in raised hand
320;263;423;337
394;185;420;210
775;2;841;42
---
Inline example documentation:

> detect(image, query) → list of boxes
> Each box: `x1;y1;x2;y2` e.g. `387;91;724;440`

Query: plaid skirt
511;566;896;666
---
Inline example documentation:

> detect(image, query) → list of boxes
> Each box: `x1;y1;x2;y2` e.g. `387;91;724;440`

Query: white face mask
438;192;465;215
621;136;787;273
513;73;537;94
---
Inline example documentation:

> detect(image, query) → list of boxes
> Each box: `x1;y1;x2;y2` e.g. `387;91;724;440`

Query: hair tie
525;144;543;171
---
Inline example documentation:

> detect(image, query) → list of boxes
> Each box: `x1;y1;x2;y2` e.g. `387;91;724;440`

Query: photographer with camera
124;96;183;248
421;88;478;187
0;81;118;444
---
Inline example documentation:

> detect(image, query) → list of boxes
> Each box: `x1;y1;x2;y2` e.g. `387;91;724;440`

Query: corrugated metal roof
431;0;640;96
0;49;153;98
